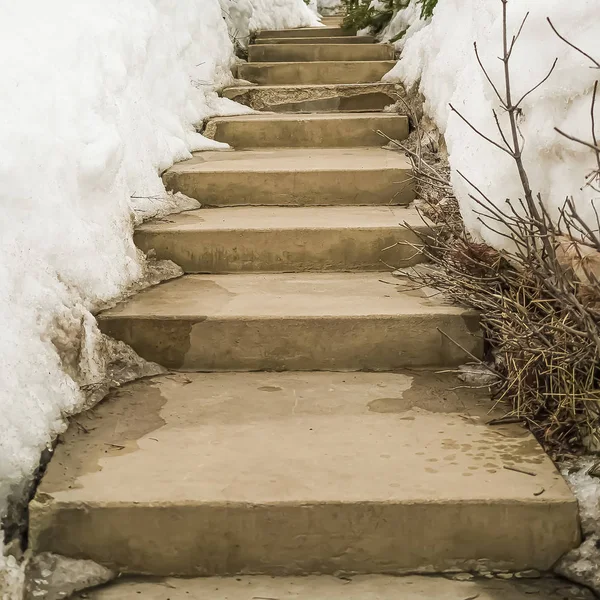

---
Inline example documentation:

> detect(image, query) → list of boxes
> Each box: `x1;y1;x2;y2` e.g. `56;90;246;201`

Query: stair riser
249;44;394;62
205;116;408;149
257;36;374;44
30;501;578;576
257;27;352;38
134;227;426;274
239;62;396;85
98;314;482;371
163;168;414;207
222;86;398;113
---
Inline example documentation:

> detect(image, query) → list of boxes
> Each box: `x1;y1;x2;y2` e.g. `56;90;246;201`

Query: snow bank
383;0;600;248
318;0;343;15
557;459;600;595
0;0;314;580
220;0;320;45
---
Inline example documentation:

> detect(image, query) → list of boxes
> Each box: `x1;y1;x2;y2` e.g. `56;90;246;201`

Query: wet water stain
367;397;408;413
41;379;168;493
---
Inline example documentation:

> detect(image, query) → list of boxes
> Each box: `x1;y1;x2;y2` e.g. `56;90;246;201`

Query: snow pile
220;0;320;45
247;0;320;29
383;0;600;248
557;460;600;595
380;1;428;45
0;0;314;579
318;0;343;15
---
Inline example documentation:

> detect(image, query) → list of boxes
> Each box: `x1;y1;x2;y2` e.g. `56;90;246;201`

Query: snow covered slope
220;0;321;46
0;0;316;583
383;0;600;248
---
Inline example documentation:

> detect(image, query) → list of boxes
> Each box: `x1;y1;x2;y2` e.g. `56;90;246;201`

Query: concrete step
134;206;429;274
204;113;408;149
320;16;345;25
96;272;481;370
30;371;578;575
238;61;396;85
257;35;375;44
249;43;394;63
222;82;400;113
162;148;414;207
85;575;594;600
257;27;353;39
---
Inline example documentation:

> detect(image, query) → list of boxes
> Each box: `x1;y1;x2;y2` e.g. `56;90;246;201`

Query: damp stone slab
162;148;415;207
203;112;409;149
94;272;483;370
238;61;396;85
30;371;579;576
221;82;401;113
133;205;430;273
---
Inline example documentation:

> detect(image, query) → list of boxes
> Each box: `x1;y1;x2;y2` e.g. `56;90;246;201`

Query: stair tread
224;82;400;91
87;575;591;600
248;43;393;62
257;27;353;37
36;371;572;505
166;147;410;174
137;206;424;233
208;112;405;123
243;60;396;66
256;36;375;44
98;272;473;319
205;112;408;149
238;61;395;85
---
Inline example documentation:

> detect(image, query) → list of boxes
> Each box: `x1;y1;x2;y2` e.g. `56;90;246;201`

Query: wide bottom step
30;371;578;576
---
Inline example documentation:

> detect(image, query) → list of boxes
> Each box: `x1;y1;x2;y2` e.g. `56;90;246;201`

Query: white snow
318;0;343;14
383;0;600;248
556;459;600;595
0;0;315;583
380;2;428;45
221;0;321;45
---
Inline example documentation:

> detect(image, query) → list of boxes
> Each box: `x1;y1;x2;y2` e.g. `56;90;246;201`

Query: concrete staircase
29;19;579;592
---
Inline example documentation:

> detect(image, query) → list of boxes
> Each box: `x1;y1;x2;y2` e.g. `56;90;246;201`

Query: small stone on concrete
448;573;474;581
25;553;115;600
515;569;541;579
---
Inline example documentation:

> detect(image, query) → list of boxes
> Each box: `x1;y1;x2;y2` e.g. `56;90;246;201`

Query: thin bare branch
514;58;558;109
450;104;514;156
548;17;600;69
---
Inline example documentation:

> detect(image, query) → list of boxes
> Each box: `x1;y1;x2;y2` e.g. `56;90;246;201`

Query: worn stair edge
162;148;415;207
221;82;401;113
203;113;409;149
238;61;397;86
248;43;394;63
96;273;482;371
256;36;375;45
134;206;429;273
29;500;578;576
